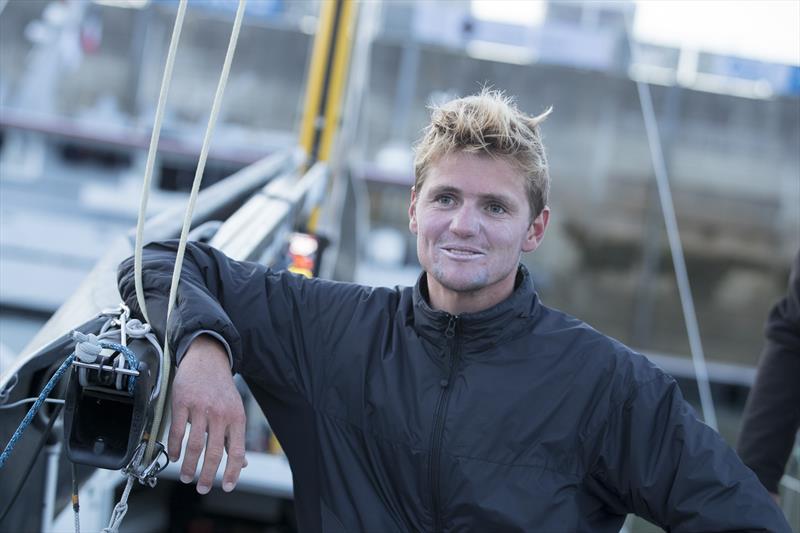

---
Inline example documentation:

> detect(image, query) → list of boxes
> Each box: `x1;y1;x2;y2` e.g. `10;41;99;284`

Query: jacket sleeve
585;372;791;532
737;249;800;493
117;239;376;400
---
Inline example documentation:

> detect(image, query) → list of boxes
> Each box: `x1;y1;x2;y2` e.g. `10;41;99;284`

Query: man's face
409;151;549;313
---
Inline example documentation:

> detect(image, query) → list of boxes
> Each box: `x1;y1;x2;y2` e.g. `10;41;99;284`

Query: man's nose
449;205;479;237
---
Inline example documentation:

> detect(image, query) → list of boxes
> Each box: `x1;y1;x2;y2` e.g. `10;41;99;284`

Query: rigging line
134;0;188;325
622;9;717;430
101;475;135;533
0;354;74;468
71;462;80;533
144;0;248;465
0;397;65;410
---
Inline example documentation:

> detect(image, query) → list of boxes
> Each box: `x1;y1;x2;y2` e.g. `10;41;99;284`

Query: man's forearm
117;240;245;372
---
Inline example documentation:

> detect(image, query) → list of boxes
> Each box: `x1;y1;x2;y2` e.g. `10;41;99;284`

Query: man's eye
488;203;507;215
435;195;454;206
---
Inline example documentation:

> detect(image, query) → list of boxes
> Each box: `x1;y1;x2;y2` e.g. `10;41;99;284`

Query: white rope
124;319;164;400
144;0;248;464
119;304;129;349
71;463;80;533
72;315;163;396
101;476;135;533
74;331;103;388
622;10;717;430
84;3;248;531
134;0;189;325
0;397;64;409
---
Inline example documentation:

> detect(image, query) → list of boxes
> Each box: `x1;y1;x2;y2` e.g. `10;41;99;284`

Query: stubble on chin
431;263;489;293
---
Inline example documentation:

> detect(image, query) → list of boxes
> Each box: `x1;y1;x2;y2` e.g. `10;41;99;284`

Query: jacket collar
411;264;541;353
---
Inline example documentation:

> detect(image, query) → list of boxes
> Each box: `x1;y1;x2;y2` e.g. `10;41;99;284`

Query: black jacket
119;241;790;532
738;249;800;494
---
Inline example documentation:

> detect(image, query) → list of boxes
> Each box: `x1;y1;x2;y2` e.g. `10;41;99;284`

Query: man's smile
440;245;485;259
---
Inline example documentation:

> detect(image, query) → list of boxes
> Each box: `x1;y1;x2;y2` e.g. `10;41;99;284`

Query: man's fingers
167;340;247;495
196;419;225;495
168;402;189;462
181;415;207;485
222;418;247;492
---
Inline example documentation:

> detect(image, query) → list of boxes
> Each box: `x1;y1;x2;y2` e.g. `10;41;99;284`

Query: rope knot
125;319;151;339
72;331;103;363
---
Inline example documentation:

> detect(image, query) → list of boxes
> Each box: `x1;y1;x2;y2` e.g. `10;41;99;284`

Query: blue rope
1;341;140;469
0;353;75;469
99;342;139;394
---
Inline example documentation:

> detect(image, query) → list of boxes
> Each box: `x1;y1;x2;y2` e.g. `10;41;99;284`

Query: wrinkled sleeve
117;239;372;401
585;373;791;532
737;249;800;493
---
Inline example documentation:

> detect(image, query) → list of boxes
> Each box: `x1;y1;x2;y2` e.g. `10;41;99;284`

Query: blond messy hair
413;89;552;219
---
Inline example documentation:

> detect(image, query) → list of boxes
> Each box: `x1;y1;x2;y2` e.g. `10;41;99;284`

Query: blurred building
358;0;800;372
0;0;798;371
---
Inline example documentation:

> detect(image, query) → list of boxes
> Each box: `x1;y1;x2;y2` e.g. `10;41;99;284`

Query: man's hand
168;335;247;494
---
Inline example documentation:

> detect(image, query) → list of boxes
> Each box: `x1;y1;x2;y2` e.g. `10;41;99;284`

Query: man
119;90;789;531
738;249;800;501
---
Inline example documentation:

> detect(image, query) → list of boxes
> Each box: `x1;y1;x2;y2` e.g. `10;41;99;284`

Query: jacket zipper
429;315;459;532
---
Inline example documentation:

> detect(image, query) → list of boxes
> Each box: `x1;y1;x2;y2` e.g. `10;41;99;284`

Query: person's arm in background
737;249;800;498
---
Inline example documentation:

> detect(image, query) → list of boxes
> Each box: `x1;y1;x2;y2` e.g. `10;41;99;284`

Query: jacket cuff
175;330;234;372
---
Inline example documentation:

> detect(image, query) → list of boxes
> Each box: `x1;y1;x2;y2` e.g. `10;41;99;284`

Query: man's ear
408;186;418;235
522;206;550;253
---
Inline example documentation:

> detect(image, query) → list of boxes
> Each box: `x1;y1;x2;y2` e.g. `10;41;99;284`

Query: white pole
41;442;62;533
